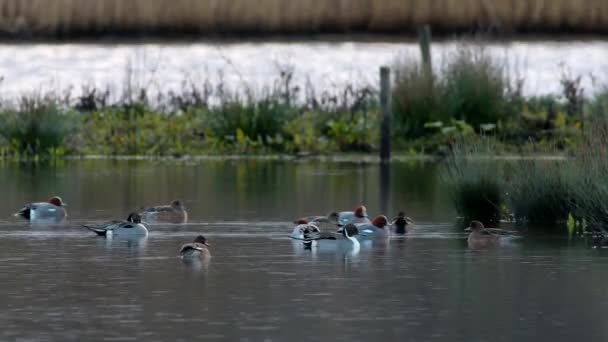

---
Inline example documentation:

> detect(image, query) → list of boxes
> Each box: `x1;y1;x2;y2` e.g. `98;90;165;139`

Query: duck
84;213;148;237
14;196;67;223
465;220;516;249
354;215;390;239
179;235;211;259
290;219;321;240
350;205;371;225
302;223;360;251
391;211;415;234
141;200;188;224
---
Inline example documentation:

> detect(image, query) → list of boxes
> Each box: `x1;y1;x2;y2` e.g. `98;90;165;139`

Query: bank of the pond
0;44;605;159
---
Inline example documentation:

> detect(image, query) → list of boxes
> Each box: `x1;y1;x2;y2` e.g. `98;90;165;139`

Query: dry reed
0;0;607;36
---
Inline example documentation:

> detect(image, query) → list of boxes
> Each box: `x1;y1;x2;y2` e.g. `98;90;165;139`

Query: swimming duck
350;205;371;225
354;215;390;239
290;219;321;240
179;235;211;259
391;211;415;234
465;220;516;249
14;196;67;223
141;200;188;224
84;213;148;237
303;223;360;251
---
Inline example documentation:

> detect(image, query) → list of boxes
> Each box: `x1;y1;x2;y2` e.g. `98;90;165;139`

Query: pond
0;159;605;341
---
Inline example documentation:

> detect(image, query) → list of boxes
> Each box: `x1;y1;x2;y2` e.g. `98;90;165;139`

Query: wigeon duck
15;196;67;223
179;235;211;259
302;223;360;251
350;205;371;225
391;211;415;234
353;215;390;239
465;220;517;249
141;200;188;224
84;213;148;237
290;219;321;240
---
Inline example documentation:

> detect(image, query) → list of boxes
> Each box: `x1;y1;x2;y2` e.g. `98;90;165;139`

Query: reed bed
0;0;608;37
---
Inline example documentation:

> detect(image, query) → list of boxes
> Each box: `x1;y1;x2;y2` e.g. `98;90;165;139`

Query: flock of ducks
14;196;206;258
13;197;515;257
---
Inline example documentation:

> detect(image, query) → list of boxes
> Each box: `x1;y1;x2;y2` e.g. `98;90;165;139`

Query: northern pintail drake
302;223;360;250
290;219;321;240
141;200;188;224
354;215;390;239
391;211;415;234
179;235;211;259
350;205;371;225
15;196;67;223
84;213;148;237
465;220;516;249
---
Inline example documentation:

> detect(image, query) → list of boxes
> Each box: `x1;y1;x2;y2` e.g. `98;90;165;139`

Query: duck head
48;196;66;207
127;212;142;224
372;215;389;228
294;219;309;225
341;223;359;238
465;220;485;232
327;212;340;224
354;205;368;218
171;200;185;209
194;235;210;246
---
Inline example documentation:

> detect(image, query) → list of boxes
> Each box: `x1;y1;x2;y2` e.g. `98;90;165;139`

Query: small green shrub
443;48;515;130
0;100;75;156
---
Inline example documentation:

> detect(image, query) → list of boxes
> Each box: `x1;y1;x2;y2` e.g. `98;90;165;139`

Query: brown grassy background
0;0;607;36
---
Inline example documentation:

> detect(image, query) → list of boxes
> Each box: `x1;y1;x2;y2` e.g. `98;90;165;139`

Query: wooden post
380;66;391;163
418;25;432;76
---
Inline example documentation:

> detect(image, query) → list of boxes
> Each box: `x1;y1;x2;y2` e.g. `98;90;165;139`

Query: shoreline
0;153;569;163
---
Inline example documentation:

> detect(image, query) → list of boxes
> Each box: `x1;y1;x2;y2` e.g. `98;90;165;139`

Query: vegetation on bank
0;45;604;159
443;122;608;234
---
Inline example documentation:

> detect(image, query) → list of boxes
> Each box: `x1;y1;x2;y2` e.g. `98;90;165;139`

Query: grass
0;0;607;37
442;141;505;225
444;122;608;233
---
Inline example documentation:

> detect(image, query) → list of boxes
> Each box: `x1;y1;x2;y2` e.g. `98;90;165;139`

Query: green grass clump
508;160;574;225
393;46;517;142
442;141;504;225
0;99;75;157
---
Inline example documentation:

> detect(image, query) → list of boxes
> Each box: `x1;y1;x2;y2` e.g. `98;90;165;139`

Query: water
1;40;607;99
0;159;606;341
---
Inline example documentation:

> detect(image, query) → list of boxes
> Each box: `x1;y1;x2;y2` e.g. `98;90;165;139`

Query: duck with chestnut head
84;212;148;237
179;235;211;259
350;205;371;225
290;219;322;240
139;200;188;224
346;215;390;240
15;196;67;223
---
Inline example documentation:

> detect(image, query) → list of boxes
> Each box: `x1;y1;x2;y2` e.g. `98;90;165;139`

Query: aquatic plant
442;140;505;225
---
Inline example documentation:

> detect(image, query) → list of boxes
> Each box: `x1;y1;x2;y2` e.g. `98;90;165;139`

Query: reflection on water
0;159;606;341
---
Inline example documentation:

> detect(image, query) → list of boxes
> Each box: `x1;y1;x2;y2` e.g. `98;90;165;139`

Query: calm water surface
0;159;606;341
